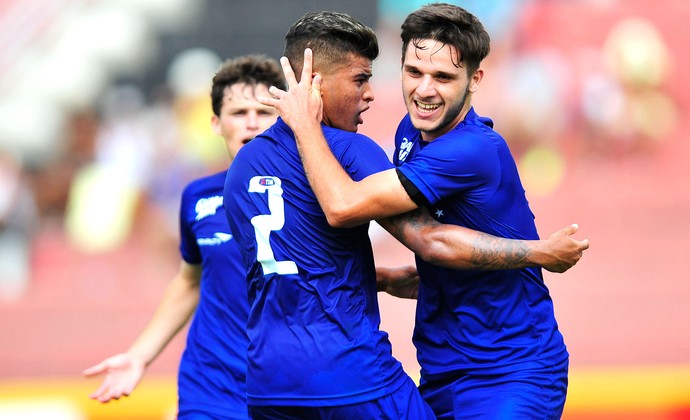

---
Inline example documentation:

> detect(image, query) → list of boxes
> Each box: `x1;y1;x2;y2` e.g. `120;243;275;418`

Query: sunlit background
0;0;688;419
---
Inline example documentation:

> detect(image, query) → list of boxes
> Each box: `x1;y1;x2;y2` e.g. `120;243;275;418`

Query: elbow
416;243;449;266
322;203;362;229
411;234;452;266
324;212;351;229
411;230;474;269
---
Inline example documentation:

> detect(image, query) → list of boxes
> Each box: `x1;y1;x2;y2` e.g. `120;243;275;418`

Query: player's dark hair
283;11;379;79
401;3;490;76
211;54;285;116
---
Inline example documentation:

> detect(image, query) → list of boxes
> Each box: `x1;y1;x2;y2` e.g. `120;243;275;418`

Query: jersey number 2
248;176;298;275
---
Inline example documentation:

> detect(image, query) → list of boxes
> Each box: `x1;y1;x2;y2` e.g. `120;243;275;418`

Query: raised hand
259;48;323;130
539;224;590;273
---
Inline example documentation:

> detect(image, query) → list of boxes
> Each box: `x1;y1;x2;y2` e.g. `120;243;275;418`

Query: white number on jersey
248;176;298;275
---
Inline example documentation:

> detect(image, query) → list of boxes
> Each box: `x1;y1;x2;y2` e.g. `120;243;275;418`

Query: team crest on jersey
195;195;223;221
398;137;413;162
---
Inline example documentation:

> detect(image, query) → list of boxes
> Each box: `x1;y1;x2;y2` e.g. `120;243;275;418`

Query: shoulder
440;111;499;154
394;114;415;139
324;126;385;156
322;127;393;179
182;172;225;198
398;113;414;130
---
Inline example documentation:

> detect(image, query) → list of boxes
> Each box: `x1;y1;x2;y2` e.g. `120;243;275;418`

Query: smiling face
211;82;278;161
401;38;483;141
318;54;375;133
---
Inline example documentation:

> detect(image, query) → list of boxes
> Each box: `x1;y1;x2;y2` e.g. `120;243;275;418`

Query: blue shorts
419;358;569;420
178;407;248;420
248;375;434;419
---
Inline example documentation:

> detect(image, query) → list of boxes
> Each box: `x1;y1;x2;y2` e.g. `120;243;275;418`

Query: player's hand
377;265;419;299
82;352;146;403
539;224;590;273
258;48;323;130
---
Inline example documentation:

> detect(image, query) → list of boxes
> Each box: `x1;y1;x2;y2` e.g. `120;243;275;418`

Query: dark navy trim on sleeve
396;168;429;207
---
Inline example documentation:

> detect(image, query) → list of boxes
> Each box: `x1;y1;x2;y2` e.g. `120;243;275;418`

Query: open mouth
415;100;441;114
242;137;254;145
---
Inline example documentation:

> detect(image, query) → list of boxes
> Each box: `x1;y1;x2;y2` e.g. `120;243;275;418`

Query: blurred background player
83;54;284;419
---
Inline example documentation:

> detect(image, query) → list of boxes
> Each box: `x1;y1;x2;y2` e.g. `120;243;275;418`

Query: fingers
257;95;276;107
83;363;105;377
312;73;322;96
89;380;110;400
560;223;590;252
558;223;577;236
268;85;285;98
281;48;315;87
279;56;298;88
89;382;131;403
257;86;284;108
301;48;313;85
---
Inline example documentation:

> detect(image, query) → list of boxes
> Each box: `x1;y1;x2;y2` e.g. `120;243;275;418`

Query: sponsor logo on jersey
195;195;223;221
398;137;413;162
197;232;233;246
258;177;275;186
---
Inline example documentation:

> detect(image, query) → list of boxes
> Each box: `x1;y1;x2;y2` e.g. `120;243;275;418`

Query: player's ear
211;114;222;136
469;69;484;93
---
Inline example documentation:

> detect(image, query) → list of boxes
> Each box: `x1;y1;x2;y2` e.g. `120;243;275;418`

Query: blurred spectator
0;150;37;301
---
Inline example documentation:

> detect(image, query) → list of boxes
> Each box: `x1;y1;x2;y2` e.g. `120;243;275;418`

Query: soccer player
226;10;587;420
261;4;590;419
83;55;284;419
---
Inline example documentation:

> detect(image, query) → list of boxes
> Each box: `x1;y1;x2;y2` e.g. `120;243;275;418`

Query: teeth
416;101;440;113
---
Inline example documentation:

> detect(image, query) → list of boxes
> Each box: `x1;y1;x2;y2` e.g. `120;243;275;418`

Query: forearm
292;122;357;225
127;265;200;365
294;127;418;226
419;227;534;270
379;209;541;271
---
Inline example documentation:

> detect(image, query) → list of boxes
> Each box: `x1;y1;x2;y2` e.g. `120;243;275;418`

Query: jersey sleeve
397;128;501;206
178;183;202;264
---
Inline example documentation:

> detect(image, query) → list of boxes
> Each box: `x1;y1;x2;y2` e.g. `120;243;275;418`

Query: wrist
126;347;154;368
292;119;321;141
525;240;547;267
375;268;389;292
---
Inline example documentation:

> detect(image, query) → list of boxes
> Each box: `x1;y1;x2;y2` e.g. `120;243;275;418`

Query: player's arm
376;265;419;299
261;48;417;228
264;48;589;272
378;208;589;273
83;261;202;403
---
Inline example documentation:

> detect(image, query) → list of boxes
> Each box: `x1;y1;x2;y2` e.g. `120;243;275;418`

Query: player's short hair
401;3;490;76
211;54;285;116
283;11;379;79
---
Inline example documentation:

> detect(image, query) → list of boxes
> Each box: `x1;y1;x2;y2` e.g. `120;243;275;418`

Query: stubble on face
417;84;470;139
402;40;473;141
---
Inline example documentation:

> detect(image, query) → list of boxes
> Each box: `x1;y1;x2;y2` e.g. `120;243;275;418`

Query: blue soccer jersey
178;171;249;419
223;118;409;407
394;108;568;381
